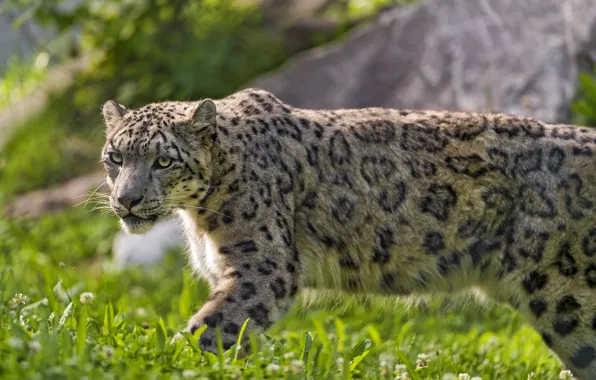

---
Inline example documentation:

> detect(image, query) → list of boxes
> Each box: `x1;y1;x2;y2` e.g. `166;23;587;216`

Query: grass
0;206;567;379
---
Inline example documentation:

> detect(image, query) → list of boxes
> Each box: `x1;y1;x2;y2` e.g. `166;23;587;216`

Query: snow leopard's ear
184;99;217;147
102;100;127;132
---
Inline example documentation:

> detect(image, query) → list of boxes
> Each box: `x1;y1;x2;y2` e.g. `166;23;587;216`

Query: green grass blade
155;317;167;354
76;305;88;356
232;317;250;363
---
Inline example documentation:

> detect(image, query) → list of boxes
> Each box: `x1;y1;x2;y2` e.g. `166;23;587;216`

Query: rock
251;0;596;123
112;217;186;268
4;170;106;218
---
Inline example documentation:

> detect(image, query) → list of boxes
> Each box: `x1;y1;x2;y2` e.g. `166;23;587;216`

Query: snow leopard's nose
118;194;144;210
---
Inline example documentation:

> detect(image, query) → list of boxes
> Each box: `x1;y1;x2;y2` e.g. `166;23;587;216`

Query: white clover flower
559;369;574;380
416;353;429;368
102;345;115;358
11;293;29;308
29;341;41;355
8;337;25;350
289;359;304;375
487;336;500;345
182;369;196;379
266;363;281;376
471;377;482;380
79;292;95;304
379;352;394;366
379;353;394;376
336;357;345;372
131;286;145;298
459;374;470;380
171;332;185;344
135;308;148;318
478;339;495;355
395;363;409;379
283;351;295;360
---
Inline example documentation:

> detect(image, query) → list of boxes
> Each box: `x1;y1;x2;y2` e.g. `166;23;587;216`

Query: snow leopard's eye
154;156;172;169
108;152;123;165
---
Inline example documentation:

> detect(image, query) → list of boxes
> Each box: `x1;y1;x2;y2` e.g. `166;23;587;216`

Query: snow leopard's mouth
120;213;160;234
122;214;159;223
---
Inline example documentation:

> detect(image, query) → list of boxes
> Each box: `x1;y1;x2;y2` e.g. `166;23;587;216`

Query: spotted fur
101;88;596;377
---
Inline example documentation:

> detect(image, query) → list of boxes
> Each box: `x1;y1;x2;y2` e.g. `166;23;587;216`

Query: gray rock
252;0;596;123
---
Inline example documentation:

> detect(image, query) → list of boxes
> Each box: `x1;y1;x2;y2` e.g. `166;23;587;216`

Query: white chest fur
177;210;222;286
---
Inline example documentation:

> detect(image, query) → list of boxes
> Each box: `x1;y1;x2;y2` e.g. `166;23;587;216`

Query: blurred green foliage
323;0;416;19
0;53;48;108
571;66;596;127
4;0;285;108
80;0;285;106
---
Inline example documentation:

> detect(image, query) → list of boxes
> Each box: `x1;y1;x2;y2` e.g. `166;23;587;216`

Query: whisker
74;181;108;208
76;201;110;210
74;191;109;200
85;181;108;207
169;204;228;217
